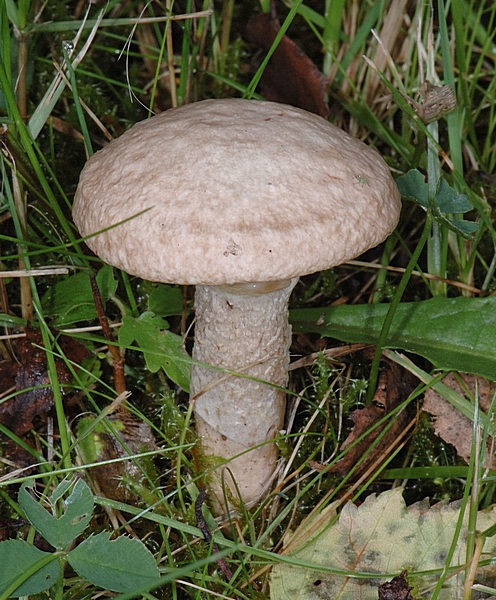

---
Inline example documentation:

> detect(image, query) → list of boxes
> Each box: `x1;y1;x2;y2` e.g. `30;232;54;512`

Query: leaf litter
311;355;418;479
243;3;329;118
422;373;496;469
271;488;496;600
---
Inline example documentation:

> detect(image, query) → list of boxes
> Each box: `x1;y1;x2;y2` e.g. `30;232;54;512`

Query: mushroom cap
73;99;401;285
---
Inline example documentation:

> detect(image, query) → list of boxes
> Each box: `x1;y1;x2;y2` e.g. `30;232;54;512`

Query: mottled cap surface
73;99;401;285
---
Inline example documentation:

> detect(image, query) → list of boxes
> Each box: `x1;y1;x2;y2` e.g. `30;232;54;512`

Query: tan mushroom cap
73;99;401;285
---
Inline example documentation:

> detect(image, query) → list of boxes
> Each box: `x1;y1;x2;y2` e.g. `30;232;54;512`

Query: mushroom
72;99;401;512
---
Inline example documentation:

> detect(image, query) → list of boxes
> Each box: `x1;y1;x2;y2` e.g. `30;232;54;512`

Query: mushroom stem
191;278;297;511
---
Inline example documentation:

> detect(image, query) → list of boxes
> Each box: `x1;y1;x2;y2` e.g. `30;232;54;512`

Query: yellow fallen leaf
271;488;496;599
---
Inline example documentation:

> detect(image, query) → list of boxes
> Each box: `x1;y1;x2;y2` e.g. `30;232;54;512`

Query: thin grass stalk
219;0;235;79
177;0;195;104
463;392;481;600
3;3;33;320
329;1;384;87
0;62;83;250
0;3;12;75
322;0;346;75
425;4;448;296
147;0;175;110
27;9;105;140
438;0;473;290
365;214;431;404
450;0;474;158
371;234;396;303
438;0;463;173
165;1;178;108
244;0;304;99
430;411;476;600
16;34;28;121
258;0;271;14
62;45;93;157
426;120;448;296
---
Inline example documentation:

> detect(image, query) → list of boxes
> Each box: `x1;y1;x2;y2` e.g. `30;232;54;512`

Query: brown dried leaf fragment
3;327;69;436
243;10;329;118
329;357;417;477
0;327;89;466
422;372;496;468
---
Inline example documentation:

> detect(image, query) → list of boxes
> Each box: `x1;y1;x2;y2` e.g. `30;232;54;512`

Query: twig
89;273;126;395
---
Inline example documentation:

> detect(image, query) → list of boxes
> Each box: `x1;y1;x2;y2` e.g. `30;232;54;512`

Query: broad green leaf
271;488;496;600
119;312;191;392
396;170;477;237
433;211;479;239
396;169;429;207
148;285;183;316
0;540;60;597
446;218;479;236
41;265;117;327
436;178;472;213
290;296;496;381
68;531;161;592
19;479;94;550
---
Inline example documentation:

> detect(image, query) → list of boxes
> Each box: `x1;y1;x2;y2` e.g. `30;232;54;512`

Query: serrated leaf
0;539;60;597
395;169;429;207
19;479;94;550
435;178;472;213
119;312;191;391
271;488;496;599
68;531;161;592
41;265;117;327
290;295;496;381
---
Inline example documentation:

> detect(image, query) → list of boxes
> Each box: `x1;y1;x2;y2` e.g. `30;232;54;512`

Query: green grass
1;0;496;598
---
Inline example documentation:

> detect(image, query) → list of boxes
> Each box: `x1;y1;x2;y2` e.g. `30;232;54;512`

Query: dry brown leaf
0;327;89;466
243;9;329;118
327;358;417;476
422;372;496;468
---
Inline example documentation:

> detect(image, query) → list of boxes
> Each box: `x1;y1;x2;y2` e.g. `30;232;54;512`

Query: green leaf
395;169;429;207
396;170;474;219
435;178;472;213
4;0;19;27
119;312;191;391
446;218;479;236
148;285;183;316
431;212;479;239
19;479;94;550
41;265;117;327
271;488;496;599
290;296;496;380
0;540;60;597
68;531;161;592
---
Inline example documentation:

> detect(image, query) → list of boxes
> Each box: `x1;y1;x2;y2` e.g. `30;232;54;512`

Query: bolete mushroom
73;99;401;512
